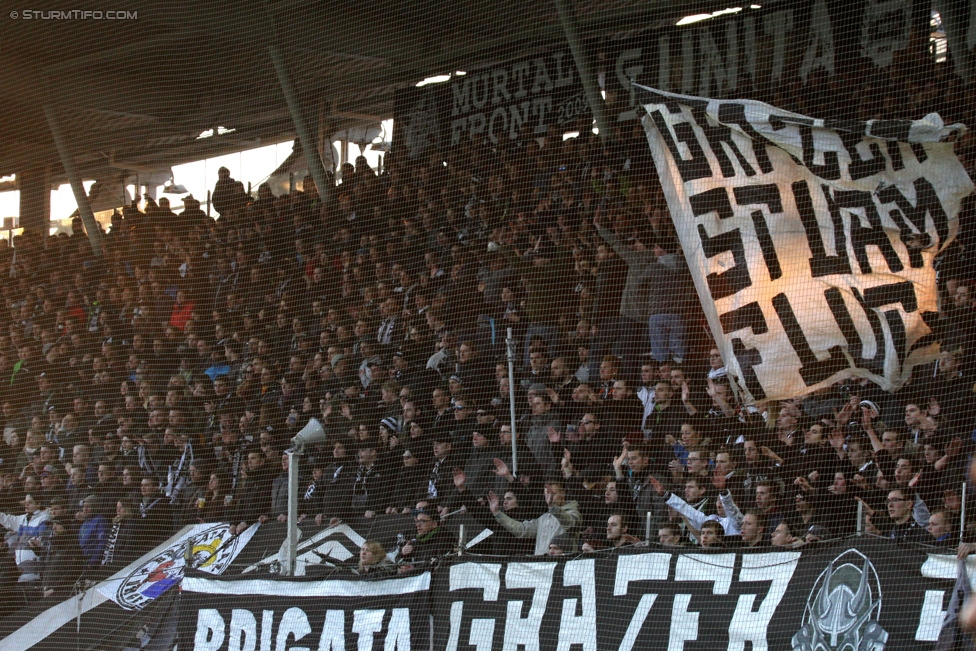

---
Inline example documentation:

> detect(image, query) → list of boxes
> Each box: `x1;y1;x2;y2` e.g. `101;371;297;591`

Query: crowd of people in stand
0;99;973;597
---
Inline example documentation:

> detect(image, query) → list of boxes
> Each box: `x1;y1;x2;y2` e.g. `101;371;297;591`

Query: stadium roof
0;0;733;185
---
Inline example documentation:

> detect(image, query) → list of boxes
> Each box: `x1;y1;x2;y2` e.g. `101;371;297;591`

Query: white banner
98;522;257;610
638;85;973;401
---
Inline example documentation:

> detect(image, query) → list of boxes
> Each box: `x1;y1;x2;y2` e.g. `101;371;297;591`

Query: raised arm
719;491;745;527
596;224;639;265
548;501;581;531
492;509;540;539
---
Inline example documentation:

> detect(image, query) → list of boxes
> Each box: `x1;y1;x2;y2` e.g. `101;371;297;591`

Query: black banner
179;570;432;651
433;538;961;650
393;1;937;154
393;49;589;157
603;0;923;127
603;0;929;129
15;535;966;649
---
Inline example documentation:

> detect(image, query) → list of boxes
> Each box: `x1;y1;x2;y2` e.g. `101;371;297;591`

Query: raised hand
827;428;845;451
547;426;561;444
612;447;627;472
908;471;922;489
492;458;512;478
648;475;666;496
947;437;964;458
705;378;717;398
487;491;500;514
561;449;575;477
861;405;874;429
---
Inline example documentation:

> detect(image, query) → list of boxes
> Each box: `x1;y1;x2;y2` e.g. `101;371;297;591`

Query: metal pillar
506;327;519;476
18;168;50;235
268;43;334;207
284;449;300;576
962;481;967;542
553;0;611;140
43;105;103;257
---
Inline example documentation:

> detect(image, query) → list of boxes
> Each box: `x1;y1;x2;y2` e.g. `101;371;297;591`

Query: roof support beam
553;0;611;141
269;41;334;207
44;105;103;258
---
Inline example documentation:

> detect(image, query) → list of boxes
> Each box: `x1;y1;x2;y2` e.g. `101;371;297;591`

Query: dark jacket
498;243;576;324
138;495;175;544
230;465;275;524
342;463;389;518
42;531;85;597
100;517;148;573
399;525;455;564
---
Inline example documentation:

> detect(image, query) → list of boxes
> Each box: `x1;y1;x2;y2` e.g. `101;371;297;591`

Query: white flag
639;85;973;401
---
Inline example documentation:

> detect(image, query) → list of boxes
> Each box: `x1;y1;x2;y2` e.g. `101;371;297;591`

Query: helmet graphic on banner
792;549;889;651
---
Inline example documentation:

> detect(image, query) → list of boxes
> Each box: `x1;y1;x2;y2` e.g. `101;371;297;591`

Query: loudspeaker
291;418;328;452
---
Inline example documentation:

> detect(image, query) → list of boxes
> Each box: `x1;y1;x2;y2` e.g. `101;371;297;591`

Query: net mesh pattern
0;1;975;649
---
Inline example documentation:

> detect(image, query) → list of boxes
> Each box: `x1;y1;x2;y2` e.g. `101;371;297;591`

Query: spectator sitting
354;540;396;577
871;488;931;544
770;521;798;549
39;517;84;599
99;497;147;574
396;508;454;572
696;520;726;549
77;494;108;565
735;510;768;550
925;509;957;548
137;478;175;545
604;512;641;549
657;523;684;547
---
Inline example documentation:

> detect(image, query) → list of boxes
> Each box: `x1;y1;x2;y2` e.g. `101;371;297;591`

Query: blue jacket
79;514;109;564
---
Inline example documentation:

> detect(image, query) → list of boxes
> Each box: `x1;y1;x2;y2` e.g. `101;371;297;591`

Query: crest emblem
109;523;251;610
792;549;889;651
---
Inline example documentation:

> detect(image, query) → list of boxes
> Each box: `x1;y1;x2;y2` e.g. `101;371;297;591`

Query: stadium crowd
0;106;973;595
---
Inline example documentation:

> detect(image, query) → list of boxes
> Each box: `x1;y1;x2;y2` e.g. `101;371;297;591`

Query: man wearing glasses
396;508;454;573
878;488;930;543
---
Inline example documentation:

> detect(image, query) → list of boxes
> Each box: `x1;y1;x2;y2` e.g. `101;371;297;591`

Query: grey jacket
641;252;694;316
523;413;562;473
597;226;655;320
493;500;581;555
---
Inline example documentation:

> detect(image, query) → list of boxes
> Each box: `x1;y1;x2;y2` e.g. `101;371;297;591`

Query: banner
179;571;431;651
393;49;589;156
98;521;256;610
0;523;254;650
604;0;926;126
5;534;969;650
433;538;966;651
638;85;973;402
